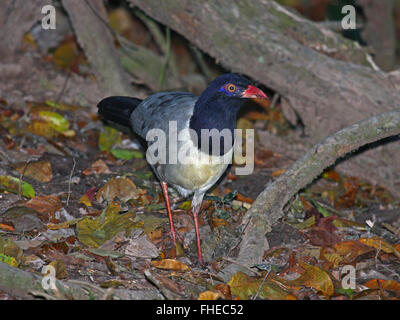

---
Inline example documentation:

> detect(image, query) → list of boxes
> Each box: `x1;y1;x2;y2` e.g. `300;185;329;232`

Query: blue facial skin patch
219;86;235;96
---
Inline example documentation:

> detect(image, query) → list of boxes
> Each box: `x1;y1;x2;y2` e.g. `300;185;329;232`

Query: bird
97;73;268;265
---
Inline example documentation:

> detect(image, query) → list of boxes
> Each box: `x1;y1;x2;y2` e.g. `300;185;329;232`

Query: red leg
192;210;204;266
161;182;177;245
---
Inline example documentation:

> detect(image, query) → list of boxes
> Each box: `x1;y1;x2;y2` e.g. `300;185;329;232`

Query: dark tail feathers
97;96;142;128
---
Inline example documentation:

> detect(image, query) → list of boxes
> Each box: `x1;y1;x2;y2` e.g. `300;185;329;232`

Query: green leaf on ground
38;111;69;132
98;126;122;152
76;202;140;248
0;253;18;267
110;149;143;160
228;271;295;300
0;176;35;198
291;215;316;230
0;236;23;266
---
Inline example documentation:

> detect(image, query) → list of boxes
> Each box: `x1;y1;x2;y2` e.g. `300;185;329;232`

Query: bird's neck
189;97;244;156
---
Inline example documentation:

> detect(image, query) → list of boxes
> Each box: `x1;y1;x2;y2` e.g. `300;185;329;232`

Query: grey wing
130;92;198;184
130;92;197;139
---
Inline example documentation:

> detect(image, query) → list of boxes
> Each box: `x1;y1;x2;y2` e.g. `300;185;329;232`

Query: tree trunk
61;0;133;96
128;0;400;198
358;0;397;71
0;0;50;58
394;0;400;65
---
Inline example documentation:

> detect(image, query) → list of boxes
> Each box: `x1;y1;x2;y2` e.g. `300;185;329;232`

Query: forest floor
0;17;399;300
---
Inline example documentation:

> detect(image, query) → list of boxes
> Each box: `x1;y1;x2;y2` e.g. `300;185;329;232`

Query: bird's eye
226;84;237;93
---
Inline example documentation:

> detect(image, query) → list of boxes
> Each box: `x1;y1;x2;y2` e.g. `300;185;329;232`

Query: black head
190;73;268;156
197;73;267;106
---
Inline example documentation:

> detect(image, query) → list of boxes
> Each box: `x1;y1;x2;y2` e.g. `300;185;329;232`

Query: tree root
221;109;400;280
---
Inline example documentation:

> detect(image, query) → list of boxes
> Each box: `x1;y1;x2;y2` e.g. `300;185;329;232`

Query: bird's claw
192;258;206;269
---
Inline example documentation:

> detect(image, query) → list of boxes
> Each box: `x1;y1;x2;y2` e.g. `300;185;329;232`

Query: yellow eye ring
226;84;237;93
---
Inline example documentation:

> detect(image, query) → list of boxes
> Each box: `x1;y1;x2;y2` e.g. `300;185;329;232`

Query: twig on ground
144;269;180;300
253;268;271;300
66;157;76;206
101;288;115;300
222;257;261;276
56;70;71;104
18;157;34;199
28;290;58;300
68;279;105;295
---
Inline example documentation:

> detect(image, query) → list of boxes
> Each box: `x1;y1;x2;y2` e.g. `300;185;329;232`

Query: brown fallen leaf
316;216;337;233
49;260;67;279
320;247;344;269
254;97;271;110
27;120;59;138
0;207;44;233
271;169;285;177
79;194;92;207
12;161;52;183
157;274;185;295
228;271;295;300
125;235;160;259
52;35;85;72
322;169;341;182
96;177;145;203
79;187;98;207
215;283;232;300
211;218;229;228
335;177;360;208
243;111;270;121
300;196;313;211
288;261;334;297
307;228;341;247
151;259;190;271
0;223;15;232
226;172;237;181
254;149;274;167
198;291;222;300
14;161;53;182
147;228;163;241
25;145;47;157
331;240;375;263
236;193;254;204
47;218;81;230
3;135;15;149
359;237;400;257
364;279;400;292
25;195;62;216
82;159;111;176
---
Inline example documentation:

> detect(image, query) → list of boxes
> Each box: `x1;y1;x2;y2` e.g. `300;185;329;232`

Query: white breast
156;127;233;195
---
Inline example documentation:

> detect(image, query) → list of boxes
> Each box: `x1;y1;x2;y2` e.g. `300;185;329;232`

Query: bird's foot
170;229;184;246
175;230;184;244
193;257;206;268
198;258;205;267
